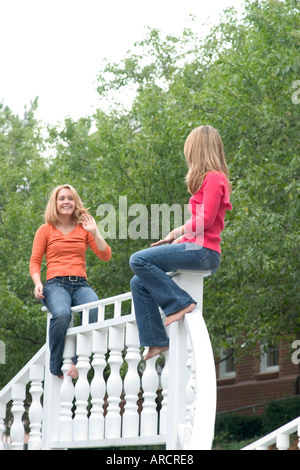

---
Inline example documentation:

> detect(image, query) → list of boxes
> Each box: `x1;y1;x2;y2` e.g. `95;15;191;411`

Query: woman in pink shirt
129;125;232;360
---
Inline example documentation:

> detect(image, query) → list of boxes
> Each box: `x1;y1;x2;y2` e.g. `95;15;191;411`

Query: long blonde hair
184;125;232;195
44;184;88;226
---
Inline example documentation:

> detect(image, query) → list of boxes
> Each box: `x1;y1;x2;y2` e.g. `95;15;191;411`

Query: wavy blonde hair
44;184;88;226
184;125;232;195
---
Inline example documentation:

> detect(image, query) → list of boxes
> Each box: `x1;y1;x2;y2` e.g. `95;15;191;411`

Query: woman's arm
81;213;111;260
30;225;47;299
151;225;186;247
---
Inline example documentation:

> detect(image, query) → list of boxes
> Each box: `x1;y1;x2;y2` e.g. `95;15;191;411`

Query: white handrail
0;345;46;404
0;346;46;450
241;416;300;450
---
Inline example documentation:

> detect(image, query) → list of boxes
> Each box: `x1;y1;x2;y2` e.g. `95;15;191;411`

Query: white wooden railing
241;417;300;450
0;270;216;451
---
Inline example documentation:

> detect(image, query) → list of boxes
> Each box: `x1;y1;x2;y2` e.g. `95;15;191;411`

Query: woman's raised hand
80;213;97;234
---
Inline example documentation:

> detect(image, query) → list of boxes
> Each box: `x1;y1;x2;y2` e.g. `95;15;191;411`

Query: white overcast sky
0;0;245;125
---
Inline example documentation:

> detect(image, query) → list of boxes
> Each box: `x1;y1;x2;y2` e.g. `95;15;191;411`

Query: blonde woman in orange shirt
30;184;111;379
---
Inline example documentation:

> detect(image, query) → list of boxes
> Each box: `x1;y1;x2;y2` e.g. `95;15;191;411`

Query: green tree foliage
197;0;300;352
0;0;299;387
92;0;300;352
0;100;49;382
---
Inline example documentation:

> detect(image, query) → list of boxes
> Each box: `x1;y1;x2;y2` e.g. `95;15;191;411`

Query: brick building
215;341;300;414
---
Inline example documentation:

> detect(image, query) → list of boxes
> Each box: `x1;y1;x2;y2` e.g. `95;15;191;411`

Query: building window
219;346;236;379
260;345;279;373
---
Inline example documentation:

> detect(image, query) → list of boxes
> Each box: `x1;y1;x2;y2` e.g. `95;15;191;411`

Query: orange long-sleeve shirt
30;223;111;280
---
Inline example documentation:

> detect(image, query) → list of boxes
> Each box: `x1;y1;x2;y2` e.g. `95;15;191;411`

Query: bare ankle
164;303;196;326
67;363;79;379
143;346;169;361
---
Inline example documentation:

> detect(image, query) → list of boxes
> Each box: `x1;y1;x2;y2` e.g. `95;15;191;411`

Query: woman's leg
71;279;99;323
130;275;170;348
67;280;99;378
129;244;199;316
129;243;220;352
43;280;73;377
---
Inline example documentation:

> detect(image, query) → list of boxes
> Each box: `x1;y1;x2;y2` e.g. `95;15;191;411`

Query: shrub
262;397;300;434
215;414;263;442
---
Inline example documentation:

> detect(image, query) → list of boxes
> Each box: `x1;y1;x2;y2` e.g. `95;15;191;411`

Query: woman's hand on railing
151;226;185;247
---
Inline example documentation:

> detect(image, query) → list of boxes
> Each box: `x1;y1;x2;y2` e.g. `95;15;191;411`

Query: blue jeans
129;243;220;348
43;276;99;376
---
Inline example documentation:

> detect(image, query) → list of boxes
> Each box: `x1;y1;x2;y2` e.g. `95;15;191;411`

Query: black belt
57;276;85;282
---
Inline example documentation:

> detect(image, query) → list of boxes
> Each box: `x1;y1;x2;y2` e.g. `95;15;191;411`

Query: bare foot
164;303;196;326
67;363;79;379
143;346;169;361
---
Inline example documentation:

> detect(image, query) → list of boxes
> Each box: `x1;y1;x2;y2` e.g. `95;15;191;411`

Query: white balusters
140;357;158;436
1;280;218;451
276;433;290;450
97;304;105;322
242;416;300;450
105;325;124;439
81;307;90;326
73;332;92;441
159;351;169;436
122;322;141;438
0;402;6;450
10;383;26;450
114;300;122;318
58;336;76;442
28;364;44;450
89;328;107;440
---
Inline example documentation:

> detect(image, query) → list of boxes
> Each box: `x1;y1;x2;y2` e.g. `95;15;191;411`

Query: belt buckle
69;276;78;282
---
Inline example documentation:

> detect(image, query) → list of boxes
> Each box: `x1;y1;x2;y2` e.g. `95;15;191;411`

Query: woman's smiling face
56;188;76;217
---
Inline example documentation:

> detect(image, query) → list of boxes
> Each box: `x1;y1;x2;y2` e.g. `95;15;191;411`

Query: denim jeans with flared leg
129;243;220;348
43;276;98;376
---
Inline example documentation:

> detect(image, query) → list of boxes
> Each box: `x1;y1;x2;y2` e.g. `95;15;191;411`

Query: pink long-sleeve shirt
180;171;232;253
